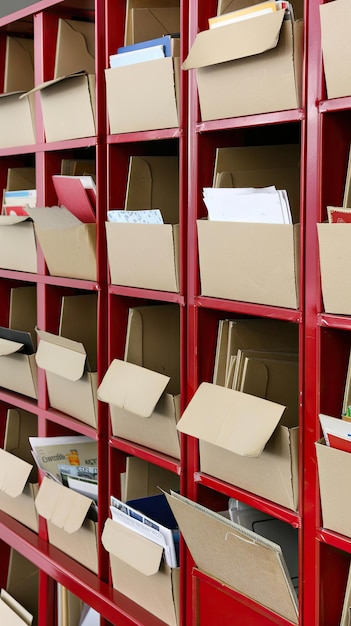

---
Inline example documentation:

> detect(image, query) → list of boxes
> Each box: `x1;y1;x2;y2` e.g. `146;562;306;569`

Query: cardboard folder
166;491;298;623
217;0;304;20
6;167;36;192
130;8;180;44
0;327;37;398
54;18;95;79
125;156;179;224
0;409;38;533
184;10;285;70
4;37;34;93
124;0;179;45
213;144;301;222
177;382;285;457
97;359;180;458
35;476;98;573
26;206;96;281
6;551;38;623
235;351;298;428
124;304;180;395
98;359;170;419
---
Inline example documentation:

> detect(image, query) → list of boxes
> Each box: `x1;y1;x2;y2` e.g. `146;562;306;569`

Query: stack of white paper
110;495;178;567
203;186;292;224
107;209;163;224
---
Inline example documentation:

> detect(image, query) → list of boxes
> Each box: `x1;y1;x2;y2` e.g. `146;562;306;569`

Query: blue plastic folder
117;34;179;58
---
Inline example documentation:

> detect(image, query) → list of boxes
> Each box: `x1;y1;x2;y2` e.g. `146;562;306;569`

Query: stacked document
107;209;163;224
29;435;97;483
209;0;293;28
319;414;351;453
52;174;96;223
109;34;179;68
2;189;36;216
203;186;292;224
110;493;179;568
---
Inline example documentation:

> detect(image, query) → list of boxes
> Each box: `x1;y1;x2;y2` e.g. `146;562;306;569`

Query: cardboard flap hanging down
35;328;88;381
101;518;163;576
0;449;32;498
26;206;82;230
165;491;298;624
22;71;91;99
177;382;285;457
183;10;285;70
97;359;170;418
0;215;32;227
35;476;92;533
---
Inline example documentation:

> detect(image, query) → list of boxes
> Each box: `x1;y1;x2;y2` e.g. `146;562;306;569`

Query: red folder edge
52;176;96;223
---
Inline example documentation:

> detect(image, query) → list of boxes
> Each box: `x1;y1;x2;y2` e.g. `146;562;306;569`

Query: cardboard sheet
166;491;298;623
177;382;285;457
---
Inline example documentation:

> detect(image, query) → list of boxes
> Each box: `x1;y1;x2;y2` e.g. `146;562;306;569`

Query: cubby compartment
106;140;181;293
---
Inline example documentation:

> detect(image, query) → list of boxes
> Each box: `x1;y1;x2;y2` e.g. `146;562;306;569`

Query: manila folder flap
36;328;87;381
35;476;92;533
101;518;163;576
166;492;298;624
177;382;285;457
97;359;170;418
183;10;285;70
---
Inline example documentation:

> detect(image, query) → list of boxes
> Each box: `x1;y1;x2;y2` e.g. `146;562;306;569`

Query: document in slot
327;206;351;224
109;44;165;68
52;175;96;223
107;209;163;224
319;413;351;448
203;186;292;224
110;494;178;568
29;435;98;482
209;0;293;28
117;34;179;58
2;189;37;216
